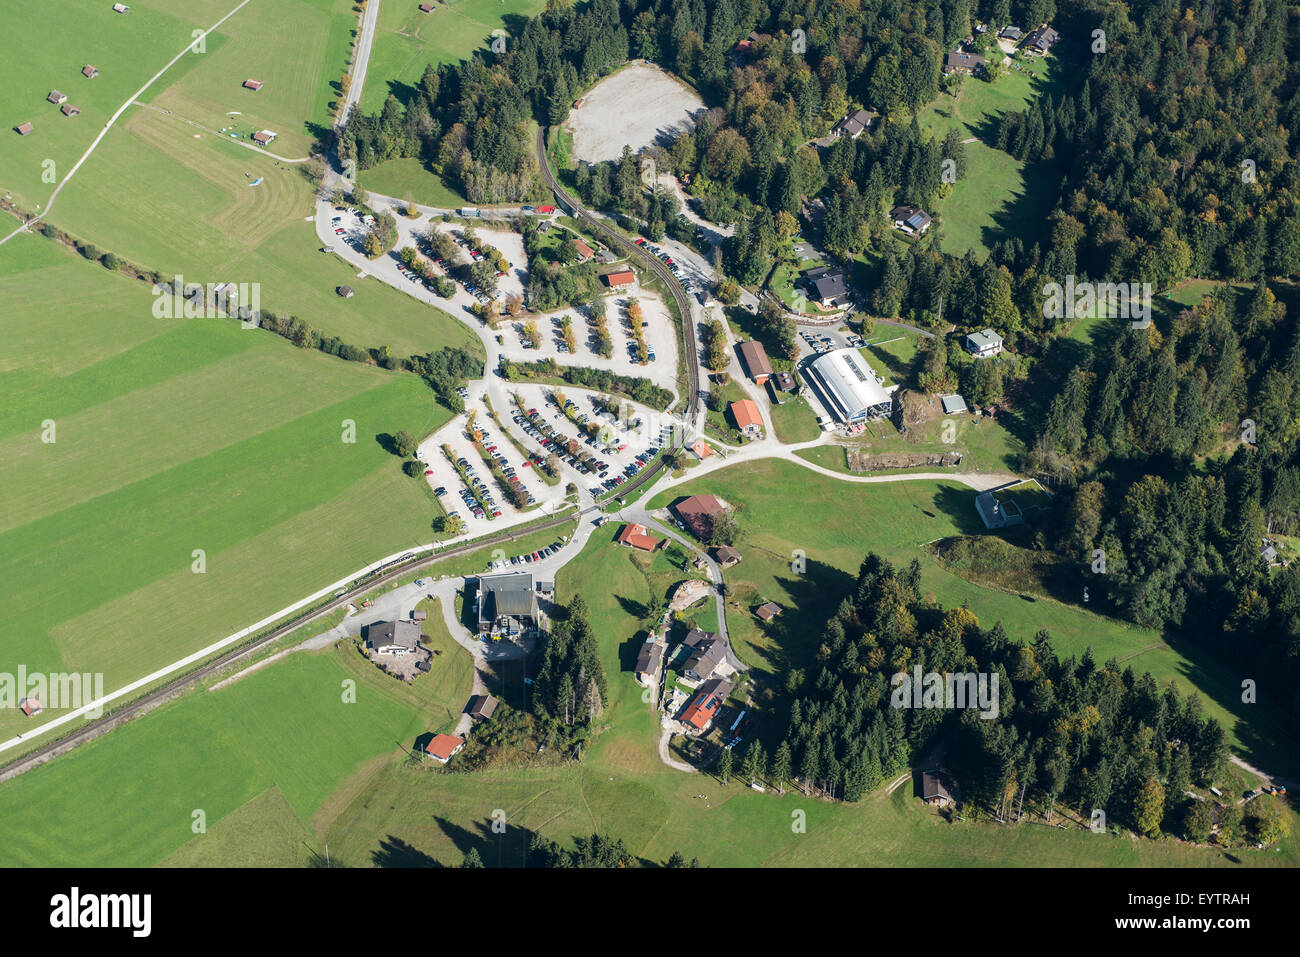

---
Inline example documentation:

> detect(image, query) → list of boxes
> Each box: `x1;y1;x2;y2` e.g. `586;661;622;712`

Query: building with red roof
616;522;661;552
602;268;635;288
680;678;732;731
729;399;763;437
425;733;465;763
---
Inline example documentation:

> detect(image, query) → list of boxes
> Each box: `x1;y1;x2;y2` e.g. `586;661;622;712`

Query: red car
634;238;646;245
493;510;503;518
424;468;434;475
521;461;531;467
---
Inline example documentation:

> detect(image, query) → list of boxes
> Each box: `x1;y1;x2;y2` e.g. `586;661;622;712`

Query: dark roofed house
82;65;99;78
920;769;956;806
336;285;354;298
755;602;783;622
411;608;428;622
710;545;741;568
890;204;932;236
944;50;986;75
61;104;81;117
1023;25;1060;55
476;572;538;638
47;91;68;105
366;619;422;654
680;677;733;731
243;79;263;91
773;371;797;392
466;694;499;720
736;339;773;384
831;108;877;139
425;733;464;764
672;493;724;540
682;628;725;682
804;266;850;307
999;26;1023;40
635;634;666;685
14;122;34;136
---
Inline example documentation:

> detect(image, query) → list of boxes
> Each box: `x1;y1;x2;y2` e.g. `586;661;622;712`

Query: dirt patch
567;62;705;164
845;449;962;472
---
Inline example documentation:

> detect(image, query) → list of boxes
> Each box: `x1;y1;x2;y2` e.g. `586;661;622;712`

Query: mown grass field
0;236;456;736
359;156;468;208
361;0;548;113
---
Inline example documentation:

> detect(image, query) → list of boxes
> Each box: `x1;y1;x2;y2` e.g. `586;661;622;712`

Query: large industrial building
803;348;894;422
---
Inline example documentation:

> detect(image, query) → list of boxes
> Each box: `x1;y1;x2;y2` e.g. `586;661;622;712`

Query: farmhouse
82;65;99;78
112;2;130;11
465;694;499;721
366;619;422;655
47;91;68;105
804;266;851;308
615;522;662;552
804;348;893;423
634;634;666;686
61;104;81;117
921;769;956;806
14;122;34;136
476;572;538;638
736;339;773;384
252;130;277;145
243;79;263;91
571;238;595;262
831;108;877;139
682;628;725;682
680;678;733;731
602;268;635;288
671;493;725;539
944;50;986;75
755;602;783;622
965;328;1003;358
729;399;763;438
710;545;741;568
425;733;464;764
1023;25;1060;55
20;697;42;717
891;204;932;235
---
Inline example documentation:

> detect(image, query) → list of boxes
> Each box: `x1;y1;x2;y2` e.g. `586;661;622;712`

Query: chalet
243;79;263;91
425;733;464;764
1022;25;1060;56
61;104;81;117
805;266;850;308
47;91;68;105
921;769;956;806
1261;540;1279;565
635;635;666;686
615;522;662;552
571;238;595;262
965;328;1003;358
476;572;537;638
602;268;635;288
366;619;422;655
998;26;1023;40
82;65;99;79
20;697;42;717
944;50;986;75
755;602;783;622
682;628;725;682
465;694;499;721
112;2;130;11
736;339;773;384
671;493;725;539
14;122;34;136
831;108;877;139
680;678;733;731
729;399;763;438
891;205;932;235
710;545;741;569
252;129;277;145
690;439;715;460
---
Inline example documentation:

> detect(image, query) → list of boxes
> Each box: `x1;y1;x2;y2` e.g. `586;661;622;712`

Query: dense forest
772;552;1252;841
532;594;608;740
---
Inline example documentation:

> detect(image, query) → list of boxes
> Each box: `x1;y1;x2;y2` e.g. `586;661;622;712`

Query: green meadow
0;235;457;736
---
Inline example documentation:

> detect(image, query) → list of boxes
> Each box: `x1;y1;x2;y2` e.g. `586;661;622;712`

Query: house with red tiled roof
572;238;595;261
680;678;732;731
20;697;42;717
729;399;763;437
425;733;464;763
82;65;99;78
243;79;263;91
672;494;724;540
615;522;661;552
690;439;714;460
602;268;635;288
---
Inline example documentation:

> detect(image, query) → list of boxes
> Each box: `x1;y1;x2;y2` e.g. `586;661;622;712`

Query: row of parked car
479;430;539;508
511;406;604;476
447;455;502;520
487;540;565;571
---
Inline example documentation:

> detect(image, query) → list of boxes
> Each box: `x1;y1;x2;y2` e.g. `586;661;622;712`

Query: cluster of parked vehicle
511;406;604;477
590;421;671;496
448;456;502;520
478;430;538;508
801;330;839;354
486;539;566;571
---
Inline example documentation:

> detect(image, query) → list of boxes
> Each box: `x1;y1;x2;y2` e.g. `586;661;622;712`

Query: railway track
533;126;702;503
0;511;578;781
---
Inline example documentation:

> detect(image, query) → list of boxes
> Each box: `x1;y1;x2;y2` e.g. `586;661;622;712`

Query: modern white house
965;329;1004;358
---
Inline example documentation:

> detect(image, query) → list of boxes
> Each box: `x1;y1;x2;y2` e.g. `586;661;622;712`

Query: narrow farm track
0;512;578;783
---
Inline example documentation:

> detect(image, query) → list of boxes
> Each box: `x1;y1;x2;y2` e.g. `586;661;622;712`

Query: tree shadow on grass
372;835;443;867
